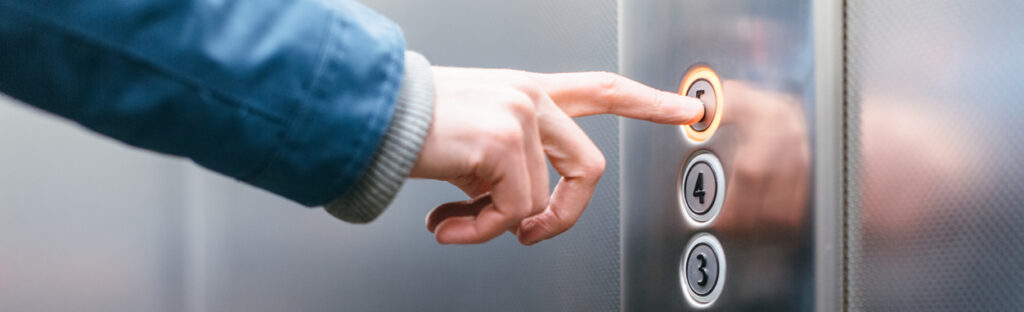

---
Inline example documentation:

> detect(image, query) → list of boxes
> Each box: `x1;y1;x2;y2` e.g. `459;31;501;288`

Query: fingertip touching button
679;65;723;142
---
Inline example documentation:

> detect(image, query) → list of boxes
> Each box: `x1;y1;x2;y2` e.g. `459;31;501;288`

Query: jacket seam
239;6;340;183
295;12;404;205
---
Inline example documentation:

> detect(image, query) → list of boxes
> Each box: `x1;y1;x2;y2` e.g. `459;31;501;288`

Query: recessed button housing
683;161;717;215
680;233;727;307
679;151;726;223
686;79;717;132
685;243;719;296
679;65;724;142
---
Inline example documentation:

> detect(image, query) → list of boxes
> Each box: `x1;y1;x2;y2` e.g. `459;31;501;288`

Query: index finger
528;72;705;124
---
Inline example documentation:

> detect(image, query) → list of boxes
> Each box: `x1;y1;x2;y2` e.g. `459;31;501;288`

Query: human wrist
323;51;435;223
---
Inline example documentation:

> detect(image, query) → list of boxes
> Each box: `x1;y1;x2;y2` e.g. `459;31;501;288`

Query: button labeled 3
680;233;726;307
685;243;719;295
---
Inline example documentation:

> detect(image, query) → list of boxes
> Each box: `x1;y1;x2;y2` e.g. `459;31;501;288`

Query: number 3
696;253;708;286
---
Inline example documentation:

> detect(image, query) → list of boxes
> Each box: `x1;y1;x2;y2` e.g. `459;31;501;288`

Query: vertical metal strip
813;0;846;310
616;0;626;310
840;0;850;310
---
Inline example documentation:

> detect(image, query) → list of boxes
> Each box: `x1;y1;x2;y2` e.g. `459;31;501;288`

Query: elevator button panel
679;65;724;142
680;152;726;223
680;233;726;307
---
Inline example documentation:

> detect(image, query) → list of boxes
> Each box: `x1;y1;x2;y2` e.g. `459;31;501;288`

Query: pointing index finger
529;72;705;125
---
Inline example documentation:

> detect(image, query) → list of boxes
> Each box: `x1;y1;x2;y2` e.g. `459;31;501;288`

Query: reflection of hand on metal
715;81;810;240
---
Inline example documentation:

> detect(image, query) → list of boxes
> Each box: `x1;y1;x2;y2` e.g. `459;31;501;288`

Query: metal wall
620;0;817;310
0;96;188;312
845;0;1024;310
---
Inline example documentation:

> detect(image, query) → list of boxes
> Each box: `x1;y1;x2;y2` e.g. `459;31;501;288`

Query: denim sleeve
0;0;405;206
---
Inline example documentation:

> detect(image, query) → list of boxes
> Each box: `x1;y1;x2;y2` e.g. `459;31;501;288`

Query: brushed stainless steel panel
621;0;816;310
846;1;1024;310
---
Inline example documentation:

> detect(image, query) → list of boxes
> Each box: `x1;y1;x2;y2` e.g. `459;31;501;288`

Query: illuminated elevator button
679;65;724;142
686;80;717;132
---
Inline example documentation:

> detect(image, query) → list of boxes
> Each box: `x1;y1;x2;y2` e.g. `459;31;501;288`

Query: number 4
692;172;706;204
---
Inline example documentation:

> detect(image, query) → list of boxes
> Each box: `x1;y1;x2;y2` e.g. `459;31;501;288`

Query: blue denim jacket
0;0;407;207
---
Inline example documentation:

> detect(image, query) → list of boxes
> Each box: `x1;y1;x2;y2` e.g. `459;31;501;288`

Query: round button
679;152;726;224
685;243;719;296
685;79;717;132
680;233;727;307
678;65;724;142
683;161;717;215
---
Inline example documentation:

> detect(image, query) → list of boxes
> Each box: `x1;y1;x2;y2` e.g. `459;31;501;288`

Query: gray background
0;1;620;311
845;0;1024;310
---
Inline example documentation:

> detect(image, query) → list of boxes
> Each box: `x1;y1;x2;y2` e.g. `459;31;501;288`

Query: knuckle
595;71;620;88
590;153;608;176
597;71;621;92
486;122;524;149
509;74;542;94
466;148;487;172
510;204;533;220
550;213;577;233
506;95;536;117
577;152;607;179
563;153;607;180
496;70;542;97
596;72;624;111
520;82;545;103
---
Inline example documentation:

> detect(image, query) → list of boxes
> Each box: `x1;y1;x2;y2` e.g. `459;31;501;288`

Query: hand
413;68;704;245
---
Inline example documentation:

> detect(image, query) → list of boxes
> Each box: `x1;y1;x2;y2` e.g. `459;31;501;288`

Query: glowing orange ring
679;65;723;142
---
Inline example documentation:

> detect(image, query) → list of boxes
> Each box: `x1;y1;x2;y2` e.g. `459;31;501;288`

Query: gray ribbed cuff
323;51;435;223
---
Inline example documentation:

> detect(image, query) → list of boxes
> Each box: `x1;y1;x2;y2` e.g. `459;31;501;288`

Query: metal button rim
679;233;727;307
683;161;717;215
677;65;724;142
686;79;717;132
685;243;719;296
678;151;726;224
